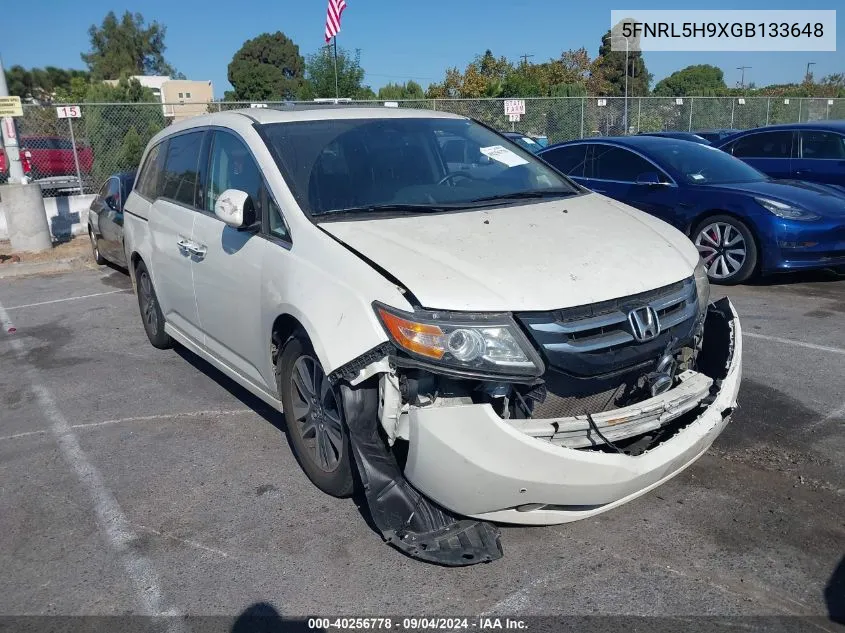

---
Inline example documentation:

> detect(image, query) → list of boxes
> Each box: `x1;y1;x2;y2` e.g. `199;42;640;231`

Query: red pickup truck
0;136;94;189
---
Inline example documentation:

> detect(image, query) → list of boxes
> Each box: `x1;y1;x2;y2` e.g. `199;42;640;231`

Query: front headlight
374;303;543;377
694;258;710;319
754;197;820;221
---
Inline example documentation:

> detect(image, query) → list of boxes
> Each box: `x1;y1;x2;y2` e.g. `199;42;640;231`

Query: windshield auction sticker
480;145;529;167
609;10;836;51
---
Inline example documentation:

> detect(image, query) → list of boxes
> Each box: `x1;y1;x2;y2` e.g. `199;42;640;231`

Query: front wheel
277;335;353;497
135;261;172;349
89;228;105;265
693;215;758;285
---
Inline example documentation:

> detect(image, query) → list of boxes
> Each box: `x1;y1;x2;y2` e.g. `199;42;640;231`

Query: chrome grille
528;278;696;354
516;278;700;378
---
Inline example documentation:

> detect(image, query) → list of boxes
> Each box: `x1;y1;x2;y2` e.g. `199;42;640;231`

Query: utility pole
0;55;52;253
736;66;751;89
0;56;25;183
624;38;629;134
519;53;534;66
805;61;816;83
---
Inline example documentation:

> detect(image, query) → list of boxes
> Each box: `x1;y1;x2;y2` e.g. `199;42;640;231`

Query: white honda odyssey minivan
123;106;742;566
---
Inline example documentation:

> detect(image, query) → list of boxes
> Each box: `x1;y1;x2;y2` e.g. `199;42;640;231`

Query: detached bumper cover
404;299;742;526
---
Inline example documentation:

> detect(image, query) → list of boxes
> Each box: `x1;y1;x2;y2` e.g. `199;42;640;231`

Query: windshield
261;118;577;217
509;135;541;153
647;141;768;185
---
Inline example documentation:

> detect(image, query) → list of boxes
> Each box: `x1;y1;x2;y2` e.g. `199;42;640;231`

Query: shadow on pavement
826;555;845;624
748;268;845;287
231;601;321;633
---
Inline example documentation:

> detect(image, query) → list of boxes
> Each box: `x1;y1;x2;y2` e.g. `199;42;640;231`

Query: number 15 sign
56;105;82;119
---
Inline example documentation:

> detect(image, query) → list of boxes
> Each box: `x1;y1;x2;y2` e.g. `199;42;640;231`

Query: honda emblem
628;306;661;342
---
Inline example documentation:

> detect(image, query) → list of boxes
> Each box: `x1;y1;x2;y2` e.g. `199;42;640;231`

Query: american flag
324;0;347;42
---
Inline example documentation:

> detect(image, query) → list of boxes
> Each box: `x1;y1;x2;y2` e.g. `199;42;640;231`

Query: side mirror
214;189;255;229
636;172;664;186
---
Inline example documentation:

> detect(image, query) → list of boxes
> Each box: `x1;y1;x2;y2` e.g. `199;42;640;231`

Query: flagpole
333;35;339;100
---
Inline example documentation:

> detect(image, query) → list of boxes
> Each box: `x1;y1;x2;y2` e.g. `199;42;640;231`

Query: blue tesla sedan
538;136;845;283
715;121;845;187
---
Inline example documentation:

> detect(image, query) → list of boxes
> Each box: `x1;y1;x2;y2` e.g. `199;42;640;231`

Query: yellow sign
0;96;23;117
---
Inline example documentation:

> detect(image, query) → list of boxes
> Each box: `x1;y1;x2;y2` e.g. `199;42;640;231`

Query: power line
736;66;751;89
520;53;535;65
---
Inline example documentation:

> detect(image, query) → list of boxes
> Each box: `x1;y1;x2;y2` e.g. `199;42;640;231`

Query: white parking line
3;289;129;311
133;524;231;559
744;331;845;356
0;300;185;631
0;409;254;443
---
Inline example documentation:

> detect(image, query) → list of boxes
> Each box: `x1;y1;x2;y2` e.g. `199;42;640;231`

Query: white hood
320;193;700;312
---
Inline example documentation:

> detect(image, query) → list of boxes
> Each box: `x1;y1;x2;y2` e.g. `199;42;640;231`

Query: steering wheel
437;171;480;186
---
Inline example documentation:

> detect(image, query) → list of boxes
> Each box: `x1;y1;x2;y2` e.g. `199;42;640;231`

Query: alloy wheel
289;355;344;473
695;222;747;280
138;271;159;333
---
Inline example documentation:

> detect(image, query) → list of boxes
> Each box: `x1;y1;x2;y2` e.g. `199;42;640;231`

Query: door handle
187;243;207;259
176;236;192;252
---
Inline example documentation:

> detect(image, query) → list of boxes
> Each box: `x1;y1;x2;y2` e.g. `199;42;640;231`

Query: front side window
800;131;845;159
592;145;662;182
731;131;792;159
261;118;577;218
205;132;263;220
160;132;204;206
106;177;121;210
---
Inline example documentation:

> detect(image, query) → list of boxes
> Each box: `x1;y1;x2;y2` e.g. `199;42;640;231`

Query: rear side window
731;131;792;158
800;131;845;159
136;142;166;199
542;145;588;177
160;132;204;206
592;145;658;182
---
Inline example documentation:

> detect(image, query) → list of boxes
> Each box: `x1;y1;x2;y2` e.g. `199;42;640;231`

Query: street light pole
0;56;25;183
736;66;751;89
624;38;629;134
805;61;816;82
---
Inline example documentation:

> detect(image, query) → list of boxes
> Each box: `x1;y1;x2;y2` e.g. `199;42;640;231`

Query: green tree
597;21;651;96
83;78;166;184
653;65;727;96
7;65;91;103
377;80;425;100
228;32;305;101
302;46;369;99
82;11;175;79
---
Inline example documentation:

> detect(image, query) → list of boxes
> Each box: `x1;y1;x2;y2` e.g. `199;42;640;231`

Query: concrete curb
0;256;95;279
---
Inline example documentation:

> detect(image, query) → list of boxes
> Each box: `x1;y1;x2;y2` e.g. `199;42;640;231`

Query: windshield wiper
314;203;472;219
470;188;577;203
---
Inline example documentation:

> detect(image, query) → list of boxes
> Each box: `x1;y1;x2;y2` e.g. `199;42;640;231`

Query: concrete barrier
0;192;95;241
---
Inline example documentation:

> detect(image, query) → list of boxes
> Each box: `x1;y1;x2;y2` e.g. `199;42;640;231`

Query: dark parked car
88;171;135;267
716;122;845;186
501;131;544;153
696;129;738;144
638;131;711;144
539;136;845;283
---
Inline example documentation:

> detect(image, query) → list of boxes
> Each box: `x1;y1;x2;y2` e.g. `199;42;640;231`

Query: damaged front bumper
402;298;742;526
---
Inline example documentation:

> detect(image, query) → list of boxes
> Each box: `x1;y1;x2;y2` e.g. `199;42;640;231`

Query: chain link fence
10;96;844;195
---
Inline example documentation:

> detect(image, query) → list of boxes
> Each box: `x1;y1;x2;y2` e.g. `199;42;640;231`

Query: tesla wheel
277;334;353;497
135;261;172;349
693;215;758;285
89;228;105;265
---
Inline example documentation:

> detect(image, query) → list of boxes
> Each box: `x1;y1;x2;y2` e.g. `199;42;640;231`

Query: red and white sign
56;105;82;119
504;99;526;116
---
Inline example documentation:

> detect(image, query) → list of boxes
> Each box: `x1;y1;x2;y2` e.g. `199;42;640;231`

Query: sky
2;0;843;98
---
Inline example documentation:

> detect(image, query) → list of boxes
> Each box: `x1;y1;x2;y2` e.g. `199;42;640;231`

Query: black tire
89;227;106;265
692;215;758;285
277;334;353;497
135;261;172;349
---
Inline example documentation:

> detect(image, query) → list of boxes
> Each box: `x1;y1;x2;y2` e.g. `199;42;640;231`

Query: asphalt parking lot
1;264;844;629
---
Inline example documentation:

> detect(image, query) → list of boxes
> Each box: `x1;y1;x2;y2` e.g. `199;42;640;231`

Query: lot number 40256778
56;106;82;119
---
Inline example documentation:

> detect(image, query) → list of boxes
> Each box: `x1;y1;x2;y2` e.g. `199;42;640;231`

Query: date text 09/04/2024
307;617;528;630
